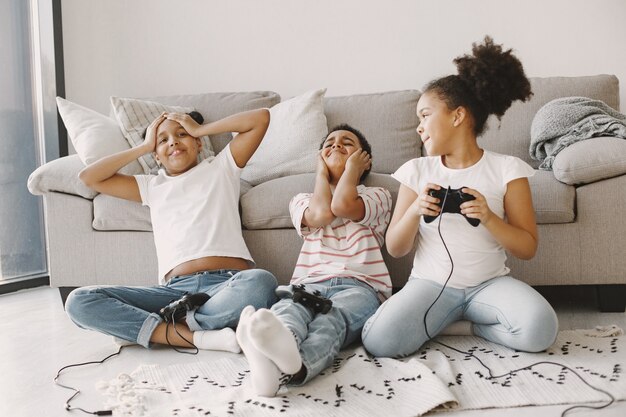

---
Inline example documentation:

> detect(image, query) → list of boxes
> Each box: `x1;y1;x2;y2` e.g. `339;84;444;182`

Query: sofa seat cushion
529;170;575;224
242;171;575;231
92;179;254;232
93;194;152;231
241;173;400;230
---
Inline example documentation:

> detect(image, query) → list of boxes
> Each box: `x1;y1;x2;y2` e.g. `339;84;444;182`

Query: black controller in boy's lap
423;186;480;227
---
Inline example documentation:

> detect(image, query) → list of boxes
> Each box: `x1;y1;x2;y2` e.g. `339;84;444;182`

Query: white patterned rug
98;326;625;416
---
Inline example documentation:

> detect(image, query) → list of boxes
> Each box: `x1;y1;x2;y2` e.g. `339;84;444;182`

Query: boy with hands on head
65;108;278;352
237;124;393;396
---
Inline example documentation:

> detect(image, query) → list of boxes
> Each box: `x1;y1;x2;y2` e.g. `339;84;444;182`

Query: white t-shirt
135;144;254;284
392;151;535;288
289;185;393;299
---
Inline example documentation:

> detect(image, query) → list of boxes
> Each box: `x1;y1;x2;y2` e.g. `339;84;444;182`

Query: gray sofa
28;75;626;311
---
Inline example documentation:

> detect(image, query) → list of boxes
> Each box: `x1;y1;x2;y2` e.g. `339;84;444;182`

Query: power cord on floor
53;346;123;415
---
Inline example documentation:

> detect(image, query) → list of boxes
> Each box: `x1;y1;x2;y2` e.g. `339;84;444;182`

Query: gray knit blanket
530;96;626;170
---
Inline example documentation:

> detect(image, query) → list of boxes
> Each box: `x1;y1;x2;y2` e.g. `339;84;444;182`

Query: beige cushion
241;173;400;230
479;75;620;168
552;137;626;185
150;91;281;154
93;179;252;232
56;97;143;175
27;154;97;199
241;89;328;186
93;194;152;231
324;90;422;174
110;96;215;174
529;170;575;224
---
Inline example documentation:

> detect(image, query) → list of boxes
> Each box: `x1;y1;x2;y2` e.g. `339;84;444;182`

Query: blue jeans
362;276;558;358
65;269;278;348
272;277;380;384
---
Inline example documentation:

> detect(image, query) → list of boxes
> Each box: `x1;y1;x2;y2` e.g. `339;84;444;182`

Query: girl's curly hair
424;36;532;136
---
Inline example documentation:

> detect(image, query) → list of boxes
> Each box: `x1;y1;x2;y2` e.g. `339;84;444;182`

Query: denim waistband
169;269;241;281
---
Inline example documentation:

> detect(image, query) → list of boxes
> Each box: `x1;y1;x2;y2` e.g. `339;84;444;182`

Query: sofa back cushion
241;173;400;230
324;90;422;174
478;75;619;168
148;91;281;154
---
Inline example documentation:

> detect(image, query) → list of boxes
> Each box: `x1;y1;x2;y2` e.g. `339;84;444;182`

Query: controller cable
164;311;200;355
54;309;200;415
53;346;123;416
422;188;615;417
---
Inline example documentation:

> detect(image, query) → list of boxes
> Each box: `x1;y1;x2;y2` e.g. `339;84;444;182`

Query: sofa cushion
56;97;143;175
552;137;626;185
529;170;575;224
93;194;152;231
27;154;98;199
242;170;574;230
92;179;253;232
241;173;400;230
110;96;215;174
478;75;619;169
149;91;281;154
241;89;328;186
324;90;422;174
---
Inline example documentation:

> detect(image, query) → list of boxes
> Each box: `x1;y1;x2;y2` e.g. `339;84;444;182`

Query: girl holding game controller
362;36;558;358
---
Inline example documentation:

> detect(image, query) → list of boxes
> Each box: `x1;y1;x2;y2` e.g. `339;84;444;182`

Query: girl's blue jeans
272;277;380;385
65;269;278;348
362;276;558;358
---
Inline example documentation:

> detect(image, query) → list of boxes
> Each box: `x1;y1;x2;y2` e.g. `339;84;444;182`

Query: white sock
192;328;241;353
236;306;281;397
248;308;302;375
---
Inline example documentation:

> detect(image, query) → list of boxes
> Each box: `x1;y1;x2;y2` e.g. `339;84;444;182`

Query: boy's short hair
321;124;372;183
141;111;204;139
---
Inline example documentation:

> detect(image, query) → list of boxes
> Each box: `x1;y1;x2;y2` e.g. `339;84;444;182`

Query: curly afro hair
424;36;532;137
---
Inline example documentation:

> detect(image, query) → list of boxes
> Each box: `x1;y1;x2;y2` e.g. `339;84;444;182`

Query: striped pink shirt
289;185;393;299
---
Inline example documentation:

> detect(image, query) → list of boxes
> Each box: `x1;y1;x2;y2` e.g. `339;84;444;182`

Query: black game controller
275;284;333;314
423;186;480;227
159;292;210;323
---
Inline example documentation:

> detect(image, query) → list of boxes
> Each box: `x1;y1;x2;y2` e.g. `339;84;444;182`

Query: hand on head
141;112;167;153
166;112;202;137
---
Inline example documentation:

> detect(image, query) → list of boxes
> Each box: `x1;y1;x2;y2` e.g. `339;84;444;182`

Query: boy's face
154;119;202;176
320;130;362;170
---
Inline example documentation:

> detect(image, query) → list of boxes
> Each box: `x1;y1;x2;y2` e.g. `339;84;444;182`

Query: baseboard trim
0;276;50;295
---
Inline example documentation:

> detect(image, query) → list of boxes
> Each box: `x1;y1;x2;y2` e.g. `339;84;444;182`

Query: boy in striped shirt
237;124;392;396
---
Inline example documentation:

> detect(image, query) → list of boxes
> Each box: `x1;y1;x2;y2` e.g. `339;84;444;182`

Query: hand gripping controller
159;292;210;323
423;186;480;227
275;284;333;314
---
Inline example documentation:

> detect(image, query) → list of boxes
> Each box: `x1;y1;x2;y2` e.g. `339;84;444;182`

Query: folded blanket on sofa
530;96;626;170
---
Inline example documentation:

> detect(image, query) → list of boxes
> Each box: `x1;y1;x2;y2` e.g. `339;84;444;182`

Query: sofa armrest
27;154;98;199
552;137;626;185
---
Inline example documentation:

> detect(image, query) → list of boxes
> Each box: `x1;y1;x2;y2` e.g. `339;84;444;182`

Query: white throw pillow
110;96;215;174
56;97;143;175
241;89;328;186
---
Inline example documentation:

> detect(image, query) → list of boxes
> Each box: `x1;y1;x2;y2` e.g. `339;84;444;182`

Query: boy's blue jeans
65;269;278;348
362;276;558;358
272;277;380;385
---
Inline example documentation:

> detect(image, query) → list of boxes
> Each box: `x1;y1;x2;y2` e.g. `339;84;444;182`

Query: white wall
62;0;626;115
